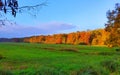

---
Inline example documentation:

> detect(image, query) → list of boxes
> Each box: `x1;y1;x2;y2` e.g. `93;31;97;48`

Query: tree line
23;29;109;46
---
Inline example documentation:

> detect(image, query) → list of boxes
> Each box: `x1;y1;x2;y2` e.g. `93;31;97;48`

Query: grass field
0;43;120;75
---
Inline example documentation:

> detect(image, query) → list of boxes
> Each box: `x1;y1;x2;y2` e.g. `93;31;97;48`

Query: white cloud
0;21;76;38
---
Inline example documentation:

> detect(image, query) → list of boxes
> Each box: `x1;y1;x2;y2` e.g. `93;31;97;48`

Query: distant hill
0;38;13;42
0;38;23;42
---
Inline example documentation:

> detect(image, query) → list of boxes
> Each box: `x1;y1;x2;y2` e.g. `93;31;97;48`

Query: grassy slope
0;43;120;75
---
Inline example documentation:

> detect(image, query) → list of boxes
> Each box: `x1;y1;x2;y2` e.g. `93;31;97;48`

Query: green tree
105;3;120;47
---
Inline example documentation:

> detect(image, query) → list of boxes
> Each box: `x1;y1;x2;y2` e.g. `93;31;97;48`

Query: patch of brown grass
19;65;28;70
60;48;79;52
42;47;55;50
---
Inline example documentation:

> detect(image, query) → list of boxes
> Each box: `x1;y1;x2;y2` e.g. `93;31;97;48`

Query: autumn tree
105;3;120;47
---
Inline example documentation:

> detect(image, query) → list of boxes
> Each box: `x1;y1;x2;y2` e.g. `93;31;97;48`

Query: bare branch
0;0;48;26
19;1;47;9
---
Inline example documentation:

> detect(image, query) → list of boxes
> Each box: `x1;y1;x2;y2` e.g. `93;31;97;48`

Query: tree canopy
105;3;120;47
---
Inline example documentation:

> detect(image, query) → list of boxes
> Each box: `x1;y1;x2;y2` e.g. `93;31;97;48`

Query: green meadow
0;43;120;75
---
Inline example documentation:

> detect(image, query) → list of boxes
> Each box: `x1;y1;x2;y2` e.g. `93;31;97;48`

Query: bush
101;60;119;72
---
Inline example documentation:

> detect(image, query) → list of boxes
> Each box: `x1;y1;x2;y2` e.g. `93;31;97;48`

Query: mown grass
0;43;120;75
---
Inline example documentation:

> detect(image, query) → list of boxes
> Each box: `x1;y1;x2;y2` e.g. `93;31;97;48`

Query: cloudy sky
0;0;119;38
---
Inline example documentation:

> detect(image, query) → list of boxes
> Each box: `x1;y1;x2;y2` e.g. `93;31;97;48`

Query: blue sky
0;0;119;38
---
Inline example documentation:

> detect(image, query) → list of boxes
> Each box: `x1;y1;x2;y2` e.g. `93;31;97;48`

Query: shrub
101;60;119;72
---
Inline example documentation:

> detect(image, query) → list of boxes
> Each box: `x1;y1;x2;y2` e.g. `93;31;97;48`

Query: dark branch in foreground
0;0;47;26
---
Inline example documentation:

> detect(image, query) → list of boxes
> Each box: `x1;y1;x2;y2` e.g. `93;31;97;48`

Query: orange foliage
23;29;109;45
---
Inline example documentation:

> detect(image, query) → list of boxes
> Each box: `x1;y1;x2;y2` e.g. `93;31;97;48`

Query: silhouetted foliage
0;0;47;26
0;0;47;17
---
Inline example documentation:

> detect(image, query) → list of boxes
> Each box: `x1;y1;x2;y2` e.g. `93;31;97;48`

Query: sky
0;0;120;38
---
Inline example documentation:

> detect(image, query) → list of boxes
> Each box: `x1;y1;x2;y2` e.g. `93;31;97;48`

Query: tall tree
105;3;120;47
